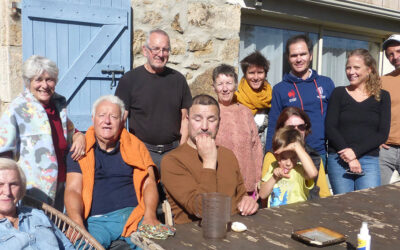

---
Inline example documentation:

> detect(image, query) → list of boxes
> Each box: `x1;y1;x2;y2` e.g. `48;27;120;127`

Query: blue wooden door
22;0;131;131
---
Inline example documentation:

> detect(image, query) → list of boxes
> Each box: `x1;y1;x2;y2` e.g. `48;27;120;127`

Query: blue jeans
85;207;141;249
328;154;380;195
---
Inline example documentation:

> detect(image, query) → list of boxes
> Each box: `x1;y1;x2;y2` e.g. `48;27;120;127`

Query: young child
259;127;318;207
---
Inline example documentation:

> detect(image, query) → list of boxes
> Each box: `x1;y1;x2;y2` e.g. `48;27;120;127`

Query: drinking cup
200;192;231;239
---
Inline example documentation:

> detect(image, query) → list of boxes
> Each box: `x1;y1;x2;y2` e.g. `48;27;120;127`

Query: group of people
0;28;399;249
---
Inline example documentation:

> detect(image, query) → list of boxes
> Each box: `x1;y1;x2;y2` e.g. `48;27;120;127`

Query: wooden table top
146;183;400;249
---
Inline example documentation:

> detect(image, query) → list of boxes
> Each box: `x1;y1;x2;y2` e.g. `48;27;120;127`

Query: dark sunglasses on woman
287;124;307;131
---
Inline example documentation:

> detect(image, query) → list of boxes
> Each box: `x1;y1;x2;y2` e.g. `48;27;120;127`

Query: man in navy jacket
265;35;335;164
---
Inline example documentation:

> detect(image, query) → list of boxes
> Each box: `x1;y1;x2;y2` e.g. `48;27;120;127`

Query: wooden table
137;183;400;249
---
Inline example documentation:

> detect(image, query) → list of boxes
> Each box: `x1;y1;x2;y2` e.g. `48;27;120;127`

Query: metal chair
22;195;105;250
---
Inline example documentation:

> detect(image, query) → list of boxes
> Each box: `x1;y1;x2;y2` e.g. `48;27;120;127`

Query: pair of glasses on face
146;46;170;55
287;124;307;131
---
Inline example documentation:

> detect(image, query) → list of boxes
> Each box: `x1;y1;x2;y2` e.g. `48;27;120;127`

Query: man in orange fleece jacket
380;35;400;185
65;95;159;249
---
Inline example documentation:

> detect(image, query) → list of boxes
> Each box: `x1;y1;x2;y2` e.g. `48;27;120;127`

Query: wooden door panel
22;0;131;131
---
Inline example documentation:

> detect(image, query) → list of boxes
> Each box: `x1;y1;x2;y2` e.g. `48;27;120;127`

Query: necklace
9;217;19;229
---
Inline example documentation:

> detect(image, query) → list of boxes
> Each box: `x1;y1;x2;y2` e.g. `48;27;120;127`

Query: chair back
22;195;105;250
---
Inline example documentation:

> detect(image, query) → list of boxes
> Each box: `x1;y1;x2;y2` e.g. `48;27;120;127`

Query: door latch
101;69;125;89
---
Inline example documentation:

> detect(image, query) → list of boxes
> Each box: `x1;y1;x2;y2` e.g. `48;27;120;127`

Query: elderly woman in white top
0;55;85;210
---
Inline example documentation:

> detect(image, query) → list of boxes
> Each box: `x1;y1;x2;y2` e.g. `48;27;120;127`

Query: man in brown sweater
161;94;259;224
380;34;400;185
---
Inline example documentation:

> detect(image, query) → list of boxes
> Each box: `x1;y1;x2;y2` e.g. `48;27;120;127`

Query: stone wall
131;0;242;98
0;0;22;112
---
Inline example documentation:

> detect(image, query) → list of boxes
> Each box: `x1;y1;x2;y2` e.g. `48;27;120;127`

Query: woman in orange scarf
235;51;272;150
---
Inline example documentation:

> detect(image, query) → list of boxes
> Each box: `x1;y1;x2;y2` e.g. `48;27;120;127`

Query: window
239;24;317;85
321;34;380;86
239;24;382;87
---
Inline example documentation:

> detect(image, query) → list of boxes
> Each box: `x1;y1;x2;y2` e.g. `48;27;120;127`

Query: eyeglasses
287;124;307;131
146;45;170;55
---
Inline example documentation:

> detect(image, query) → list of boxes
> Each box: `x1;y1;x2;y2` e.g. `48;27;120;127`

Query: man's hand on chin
196;134;218;170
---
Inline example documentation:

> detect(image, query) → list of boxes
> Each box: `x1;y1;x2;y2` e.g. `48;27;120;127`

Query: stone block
141;11;162;25
132;0;153;5
184;63;200;70
209;4;241;34
187;2;212;27
188;40;213;56
0;24;6;46
167;55;180;65
187;2;240;33
189;67;217;98
0;102;12;115
0;45;22;104
170;37;186;55
219;38;240;62
171;13;184;34
133;57;147;69
185;72;193;81
133;29;146;55
8;46;23;100
0;0;22;46
0;47;7;85
8;21;22;46
0;0;7;46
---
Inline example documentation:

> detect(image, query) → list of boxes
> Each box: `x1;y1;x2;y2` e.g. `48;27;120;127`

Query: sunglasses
287;124;307;131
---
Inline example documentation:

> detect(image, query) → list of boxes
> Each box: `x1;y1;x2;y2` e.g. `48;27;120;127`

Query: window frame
240;11;390;76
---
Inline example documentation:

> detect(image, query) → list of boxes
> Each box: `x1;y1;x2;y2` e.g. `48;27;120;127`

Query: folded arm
70;131;86;161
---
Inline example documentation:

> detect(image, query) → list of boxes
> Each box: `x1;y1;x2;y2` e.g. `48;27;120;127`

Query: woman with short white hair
0;55;85;210
212;64;263;195
0;158;74;249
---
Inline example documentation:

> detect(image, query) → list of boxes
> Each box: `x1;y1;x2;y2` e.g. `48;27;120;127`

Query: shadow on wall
189;67;218;99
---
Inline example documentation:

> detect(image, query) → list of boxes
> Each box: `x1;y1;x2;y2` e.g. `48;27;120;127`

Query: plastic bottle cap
360;222;369;235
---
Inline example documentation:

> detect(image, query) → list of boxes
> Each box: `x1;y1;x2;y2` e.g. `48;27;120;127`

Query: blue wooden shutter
22;0;131;131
